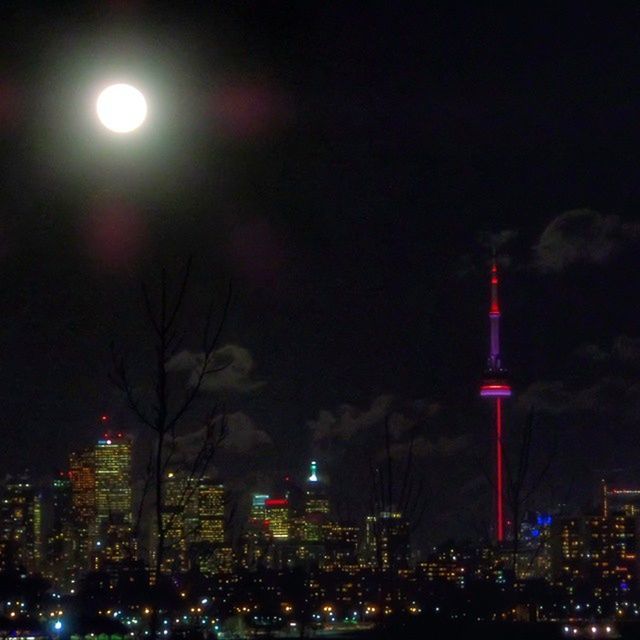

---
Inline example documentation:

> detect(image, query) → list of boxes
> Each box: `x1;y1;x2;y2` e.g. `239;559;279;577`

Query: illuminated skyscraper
69;447;96;570
360;511;410;572
303;460;330;542
94;432;133;563
480;258;511;543
46;471;74;588
240;494;271;570
266;498;290;540
321;523;360;571
0;473;42;573
159;471;190;574
251;494;270;523
192;480;226;575
601;481;640;518
197;480;225;545
551;516;586;589
516;512;553;580
377;511;410;571
586;513;637;599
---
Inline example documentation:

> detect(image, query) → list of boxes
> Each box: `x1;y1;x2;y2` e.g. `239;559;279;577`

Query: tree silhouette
110;258;231;638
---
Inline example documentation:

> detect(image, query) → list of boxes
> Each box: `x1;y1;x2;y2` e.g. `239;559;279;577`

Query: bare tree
503;408;557;578
473;406;557;578
368;415;429;552
110;258;231;637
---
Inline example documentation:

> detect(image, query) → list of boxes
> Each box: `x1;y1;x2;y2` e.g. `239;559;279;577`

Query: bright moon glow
96;83;147;133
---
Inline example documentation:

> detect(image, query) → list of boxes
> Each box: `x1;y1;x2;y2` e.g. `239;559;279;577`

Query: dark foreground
320;620;637;639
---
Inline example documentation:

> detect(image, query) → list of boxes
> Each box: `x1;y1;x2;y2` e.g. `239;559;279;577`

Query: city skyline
0;2;639;555
2;3;640;637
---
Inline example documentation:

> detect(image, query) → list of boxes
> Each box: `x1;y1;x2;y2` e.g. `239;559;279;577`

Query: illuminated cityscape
0;429;640;637
0;2;640;639
0;255;639;638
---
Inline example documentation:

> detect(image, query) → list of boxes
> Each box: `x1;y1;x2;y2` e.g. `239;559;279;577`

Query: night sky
1;2;640;546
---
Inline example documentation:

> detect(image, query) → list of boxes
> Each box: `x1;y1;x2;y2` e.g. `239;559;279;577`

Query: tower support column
496;398;504;543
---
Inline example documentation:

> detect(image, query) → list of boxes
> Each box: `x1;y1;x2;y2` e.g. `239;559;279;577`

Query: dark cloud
309;394;462;464
456;230;517;279
534;209;640;272
222;412;273;453
518;375;640;427
174;411;272;460
387;434;469;461
573;343;609;363
308;394;394;443
613;335;640;364
388;401;440;440
168;344;265;394
516;380;574;415
478;229;519;254
572;335;640;367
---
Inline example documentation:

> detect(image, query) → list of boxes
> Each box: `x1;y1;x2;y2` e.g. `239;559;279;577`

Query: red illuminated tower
480;258;511;543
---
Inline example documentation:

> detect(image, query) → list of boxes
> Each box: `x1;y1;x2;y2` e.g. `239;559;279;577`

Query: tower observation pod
480;259;511;543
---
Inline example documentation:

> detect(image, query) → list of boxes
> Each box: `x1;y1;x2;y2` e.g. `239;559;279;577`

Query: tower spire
481;258;510;391
488;257;503;373
308;460;318;482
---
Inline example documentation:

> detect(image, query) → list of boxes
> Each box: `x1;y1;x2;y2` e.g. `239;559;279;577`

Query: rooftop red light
266;498;288;507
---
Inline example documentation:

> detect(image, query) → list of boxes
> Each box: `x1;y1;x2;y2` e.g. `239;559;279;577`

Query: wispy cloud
308;394;394;443
173;411;272;461
573;335;640;366
168;344;265;394
387;434;469;460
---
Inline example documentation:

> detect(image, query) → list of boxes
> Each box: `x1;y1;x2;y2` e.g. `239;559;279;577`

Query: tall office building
46;471;74;587
94;433;133;564
240;494;271;570
266;498;290;540
377;511;410;571
0;473;42;573
250;494;270;523
69;447;96;571
193;480;225;575
516;512;553;581
159;470;190;574
197;480;225;544
303;461;330;543
361;511;410;571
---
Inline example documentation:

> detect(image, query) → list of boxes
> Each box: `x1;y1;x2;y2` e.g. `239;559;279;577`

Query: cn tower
480;257;511;543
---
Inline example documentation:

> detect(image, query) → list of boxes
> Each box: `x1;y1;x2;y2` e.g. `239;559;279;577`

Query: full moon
96;83;147;133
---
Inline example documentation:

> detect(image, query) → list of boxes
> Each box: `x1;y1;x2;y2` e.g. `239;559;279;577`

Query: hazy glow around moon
96;83;147;133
